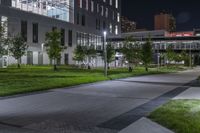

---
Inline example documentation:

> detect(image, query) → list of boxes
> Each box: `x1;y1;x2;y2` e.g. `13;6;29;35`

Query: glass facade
76;32;102;50
11;0;74;22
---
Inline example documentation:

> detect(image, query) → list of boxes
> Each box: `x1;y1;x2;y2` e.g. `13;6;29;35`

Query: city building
154;13;176;32
122;30;168;38
0;0;121;67
121;16;136;33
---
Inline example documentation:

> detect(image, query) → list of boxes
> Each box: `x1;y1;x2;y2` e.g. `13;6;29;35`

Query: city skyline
121;0;200;31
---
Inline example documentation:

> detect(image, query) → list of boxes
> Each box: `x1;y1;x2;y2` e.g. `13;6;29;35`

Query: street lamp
157;43;160;71
103;31;107;77
189;43;192;68
41;43;45;65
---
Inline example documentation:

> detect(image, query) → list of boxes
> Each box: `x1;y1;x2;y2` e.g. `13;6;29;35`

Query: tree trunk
108;63;110;70
88;65;91;69
17;59;20;69
145;67;148;72
128;63;132;72
53;59;57;71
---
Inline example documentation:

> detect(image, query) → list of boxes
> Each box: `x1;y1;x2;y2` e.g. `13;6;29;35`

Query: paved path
119;117;174;133
0;68;199;133
174;87;200;99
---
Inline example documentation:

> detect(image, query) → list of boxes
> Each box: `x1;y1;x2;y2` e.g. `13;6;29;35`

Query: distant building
122;30;169;38
154;13;176;32
121;16;136;33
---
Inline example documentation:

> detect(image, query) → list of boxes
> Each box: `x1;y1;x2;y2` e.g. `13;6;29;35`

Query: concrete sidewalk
119;117;174;133
0;68;199;133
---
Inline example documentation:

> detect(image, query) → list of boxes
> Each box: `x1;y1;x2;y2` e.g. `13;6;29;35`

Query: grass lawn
149;100;200;133
0;65;184;96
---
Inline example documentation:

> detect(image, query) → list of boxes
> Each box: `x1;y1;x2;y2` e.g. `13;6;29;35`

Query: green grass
0;65;183;96
149;100;200;133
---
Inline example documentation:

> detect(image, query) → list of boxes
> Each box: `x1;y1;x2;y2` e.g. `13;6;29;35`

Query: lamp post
157;43;160;71
189;43;192;68
103;31;107;77
41;43;45;65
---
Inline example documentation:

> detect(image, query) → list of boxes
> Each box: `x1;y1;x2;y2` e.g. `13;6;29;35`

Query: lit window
105;8;108;18
115;25;118;35
101;5;104;16
91;1;94;12
110;0;112;5
79;0;82;8
117;13;120;22
115;0;118;8
97;4;99;13
109;23;112;33
112;11;115;20
86;0;88;10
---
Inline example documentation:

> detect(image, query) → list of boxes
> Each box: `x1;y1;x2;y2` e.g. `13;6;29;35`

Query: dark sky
121;0;200;31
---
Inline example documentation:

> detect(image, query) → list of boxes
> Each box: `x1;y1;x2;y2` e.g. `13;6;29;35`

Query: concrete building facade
0;0;121;67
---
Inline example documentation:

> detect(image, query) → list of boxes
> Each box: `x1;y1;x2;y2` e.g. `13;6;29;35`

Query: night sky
121;0;200;31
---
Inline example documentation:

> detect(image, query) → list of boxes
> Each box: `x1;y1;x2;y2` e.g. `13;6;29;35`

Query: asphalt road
0;68;199;133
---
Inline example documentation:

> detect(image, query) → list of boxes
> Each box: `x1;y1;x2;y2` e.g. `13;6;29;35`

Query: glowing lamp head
103;31;107;36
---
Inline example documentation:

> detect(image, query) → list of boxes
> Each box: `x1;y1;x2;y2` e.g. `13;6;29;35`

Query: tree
101;43;115;69
141;37;152;72
174;53;183;64
9;35;28;68
121;36;141;72
45;29;66;71
0;23;8;57
106;43;115;69
181;50;190;66
73;45;86;68
166;45;176;66
84;45;97;69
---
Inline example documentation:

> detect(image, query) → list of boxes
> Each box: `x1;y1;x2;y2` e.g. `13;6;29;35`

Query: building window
61;28;65;46
85;0;88;10
105;8;108;18
109;0;112;5
101;5;104;16
97;4;99;13
117;13;120;22
115;25;118;35
91;1;94;12
12;0;74;23
103;21;106;30
68;30;73;47
21;20;27;41
77;13;80;25
76;32;102;47
109;23;112;33
82;15;85;26
32;23;38;43
115;0;118;8
112;11;115;20
52;27;57;31
78;0;82;8
96;19;100;30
